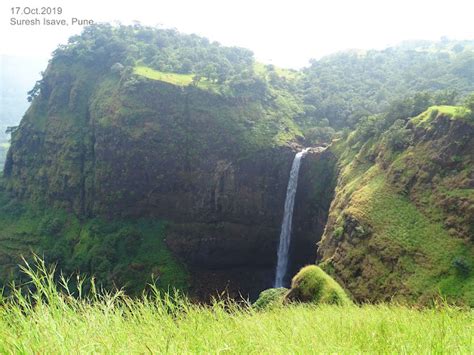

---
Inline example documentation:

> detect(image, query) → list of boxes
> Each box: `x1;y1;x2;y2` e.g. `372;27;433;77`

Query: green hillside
319;105;474;305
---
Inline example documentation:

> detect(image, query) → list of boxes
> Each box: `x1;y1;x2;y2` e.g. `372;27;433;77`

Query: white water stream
274;148;310;288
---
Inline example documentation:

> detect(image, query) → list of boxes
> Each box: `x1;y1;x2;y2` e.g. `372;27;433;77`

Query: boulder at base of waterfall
254;265;351;309
253;287;288;310
285;265;351;305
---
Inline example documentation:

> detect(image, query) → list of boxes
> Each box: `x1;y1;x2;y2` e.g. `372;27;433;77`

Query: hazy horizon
2;0;474;68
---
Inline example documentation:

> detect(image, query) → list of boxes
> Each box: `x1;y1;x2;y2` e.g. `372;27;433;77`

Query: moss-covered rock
253;287;288;310
285;265;351;305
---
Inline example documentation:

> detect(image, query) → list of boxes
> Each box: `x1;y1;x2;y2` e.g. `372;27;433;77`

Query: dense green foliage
0;186;188;295
0;260;471;353
298;40;474;130
24;25;474;146
55;24;253;75
50;23;270;100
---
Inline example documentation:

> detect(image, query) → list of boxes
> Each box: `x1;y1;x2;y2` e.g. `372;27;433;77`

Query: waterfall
274;148;310;288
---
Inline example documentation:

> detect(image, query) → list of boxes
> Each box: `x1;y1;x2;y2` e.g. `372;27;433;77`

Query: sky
1;0;474;68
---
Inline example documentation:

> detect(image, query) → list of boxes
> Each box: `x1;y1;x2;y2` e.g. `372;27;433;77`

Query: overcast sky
2;0;474;68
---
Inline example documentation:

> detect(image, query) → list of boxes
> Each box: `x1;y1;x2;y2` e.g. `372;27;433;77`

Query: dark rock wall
165;149;337;300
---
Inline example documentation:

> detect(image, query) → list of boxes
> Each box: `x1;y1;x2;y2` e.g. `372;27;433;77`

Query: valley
0;22;472;353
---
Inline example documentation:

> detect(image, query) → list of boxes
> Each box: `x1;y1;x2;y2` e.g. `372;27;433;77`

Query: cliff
319;106;474;306
2;40;335;299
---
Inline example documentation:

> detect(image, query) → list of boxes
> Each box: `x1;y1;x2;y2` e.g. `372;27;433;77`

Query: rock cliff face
318;108;474;306
165;150;336;300
4;59;336;300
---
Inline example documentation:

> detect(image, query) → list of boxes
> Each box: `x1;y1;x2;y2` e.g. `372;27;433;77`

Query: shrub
285;265;351;305
452;257;470;277
39;216;65;236
333;226;344;239
384;119;411;151
117;227;143;255
253;288;288;310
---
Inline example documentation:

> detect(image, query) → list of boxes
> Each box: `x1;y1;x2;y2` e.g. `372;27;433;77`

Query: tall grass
0;257;472;353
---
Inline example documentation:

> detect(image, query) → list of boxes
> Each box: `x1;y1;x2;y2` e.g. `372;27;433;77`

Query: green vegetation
286;265;351;305
411;105;472;126
346;167;473;303
253;287;287;310
320;104;474;305
23;24;474;146
133;65;221;92
0;260;471;353
254;266;351;309
299;42;474;130
253;62;301;80
0;188;188;294
134;65;194;85
54;24;255;83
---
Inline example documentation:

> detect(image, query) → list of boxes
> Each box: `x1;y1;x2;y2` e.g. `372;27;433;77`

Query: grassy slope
344;165;474;302
134;66;218;91
411;105;472;126
134;66;194;85
253;62;301;80
322;106;474;305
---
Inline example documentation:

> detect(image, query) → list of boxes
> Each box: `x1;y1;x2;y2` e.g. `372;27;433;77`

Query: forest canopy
24;24;474;145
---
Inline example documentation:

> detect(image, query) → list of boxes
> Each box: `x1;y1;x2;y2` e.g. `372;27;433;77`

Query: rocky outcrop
318;109;474;305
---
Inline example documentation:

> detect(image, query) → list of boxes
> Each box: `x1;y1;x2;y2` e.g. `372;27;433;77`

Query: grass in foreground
0;259;472;353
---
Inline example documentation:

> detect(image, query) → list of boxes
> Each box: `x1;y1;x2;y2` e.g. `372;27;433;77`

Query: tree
384;119;411;151
434;89;458;105
110;62;124;73
5;126;18;135
411;92;433;117
191;74;202;86
27;79;45;102
464;93;474;113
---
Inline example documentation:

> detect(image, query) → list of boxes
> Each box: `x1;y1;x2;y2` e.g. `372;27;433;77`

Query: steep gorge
1;26;473;305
